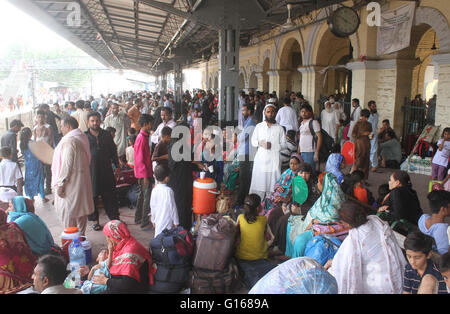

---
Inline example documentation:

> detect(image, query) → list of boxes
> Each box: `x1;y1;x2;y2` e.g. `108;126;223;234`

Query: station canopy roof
10;0;354;75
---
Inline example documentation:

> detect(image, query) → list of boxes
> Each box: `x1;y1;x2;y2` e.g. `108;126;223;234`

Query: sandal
92;223;102;231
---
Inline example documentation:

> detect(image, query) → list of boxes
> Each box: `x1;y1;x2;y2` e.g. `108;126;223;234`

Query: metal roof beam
104;3;168;19
70;0;124;68
110;18;165;30
140;0;197;22
97;0;127;64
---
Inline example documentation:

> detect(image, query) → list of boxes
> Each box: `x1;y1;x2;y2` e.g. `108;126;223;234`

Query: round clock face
329;7;360;37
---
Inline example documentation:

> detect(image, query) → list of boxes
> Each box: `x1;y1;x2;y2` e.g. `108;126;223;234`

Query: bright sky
0;1;86;56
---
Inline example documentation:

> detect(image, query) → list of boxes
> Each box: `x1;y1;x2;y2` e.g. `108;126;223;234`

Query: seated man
379;130;402;169
418;190;450;255
378;119;397;144
32;255;82;294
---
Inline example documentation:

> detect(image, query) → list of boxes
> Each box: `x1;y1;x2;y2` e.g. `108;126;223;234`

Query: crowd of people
0;87;449;294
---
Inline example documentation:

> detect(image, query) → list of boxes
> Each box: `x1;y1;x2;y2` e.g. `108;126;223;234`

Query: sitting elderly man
32;255;82;294
379;129;402;169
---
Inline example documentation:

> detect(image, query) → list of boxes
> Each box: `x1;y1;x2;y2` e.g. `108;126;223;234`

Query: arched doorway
278;38;303;93
408;26;439;102
249;71;258;90
315;28;353;101
396;23;440;140
239;72;245;90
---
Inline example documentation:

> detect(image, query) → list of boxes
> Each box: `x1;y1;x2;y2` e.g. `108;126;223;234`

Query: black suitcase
150;263;191;294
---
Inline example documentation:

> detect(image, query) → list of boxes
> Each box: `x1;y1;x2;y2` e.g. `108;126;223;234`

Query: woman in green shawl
286;172;347;257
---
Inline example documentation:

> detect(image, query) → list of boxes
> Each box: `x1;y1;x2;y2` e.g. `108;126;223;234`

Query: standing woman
19;128;48;203
168;123;208;231
351;109;372;185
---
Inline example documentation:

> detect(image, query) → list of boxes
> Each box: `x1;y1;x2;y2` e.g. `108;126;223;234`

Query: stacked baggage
149;227;194;293
189;214;241;294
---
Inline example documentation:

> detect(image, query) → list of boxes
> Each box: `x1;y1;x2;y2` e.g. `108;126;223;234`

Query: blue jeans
236;259;277;289
301;152;316;175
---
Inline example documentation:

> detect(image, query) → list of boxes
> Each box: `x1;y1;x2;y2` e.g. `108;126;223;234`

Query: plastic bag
304;235;341;266
249;257;338;294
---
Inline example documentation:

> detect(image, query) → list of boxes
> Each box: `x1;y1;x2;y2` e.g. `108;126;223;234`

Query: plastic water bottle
66;263;82;289
69;239;86;267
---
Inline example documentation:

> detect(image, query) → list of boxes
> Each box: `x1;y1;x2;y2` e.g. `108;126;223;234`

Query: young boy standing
403;232;448;294
0;147;23;195
152;126;172;169
134;114;154;229
150;164;179;237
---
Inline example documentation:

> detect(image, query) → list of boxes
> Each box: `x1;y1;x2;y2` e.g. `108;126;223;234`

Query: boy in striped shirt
403;232;448;294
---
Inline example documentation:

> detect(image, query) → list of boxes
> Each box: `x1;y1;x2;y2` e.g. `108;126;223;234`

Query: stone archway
313;27;353;99
276;37;303;93
248;71;258;90
414;6;450;52
239;67;247;90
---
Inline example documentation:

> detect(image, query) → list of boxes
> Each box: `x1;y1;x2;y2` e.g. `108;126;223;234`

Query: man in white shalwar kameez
275;97;298;132
320;101;338;142
249;104;287;199
103;102;131;158
51;117;94;236
348;98;361;142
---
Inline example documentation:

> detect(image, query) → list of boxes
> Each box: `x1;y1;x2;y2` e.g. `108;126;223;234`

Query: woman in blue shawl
325;153;345;184
286;172;347;257
19;128;49;203
6;196;55;257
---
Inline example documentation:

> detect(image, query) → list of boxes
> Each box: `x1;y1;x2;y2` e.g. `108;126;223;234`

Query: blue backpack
304;235;342;266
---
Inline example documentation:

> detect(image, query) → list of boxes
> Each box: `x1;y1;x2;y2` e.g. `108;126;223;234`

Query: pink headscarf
51;128;91;188
103;220;155;284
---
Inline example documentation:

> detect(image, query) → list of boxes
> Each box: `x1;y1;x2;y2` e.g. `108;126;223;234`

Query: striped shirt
403;260;448;294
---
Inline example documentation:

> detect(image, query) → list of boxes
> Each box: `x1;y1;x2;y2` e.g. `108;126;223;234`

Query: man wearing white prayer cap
249;104;287;199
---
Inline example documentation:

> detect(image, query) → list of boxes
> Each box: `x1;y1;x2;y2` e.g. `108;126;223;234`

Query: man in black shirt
1;119;24;163
85;112;120;231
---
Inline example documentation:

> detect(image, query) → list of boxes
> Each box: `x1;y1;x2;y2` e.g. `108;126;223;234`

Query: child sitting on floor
342;170;375;207
235;194;276;289
81;249;110;294
403;232;448;294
